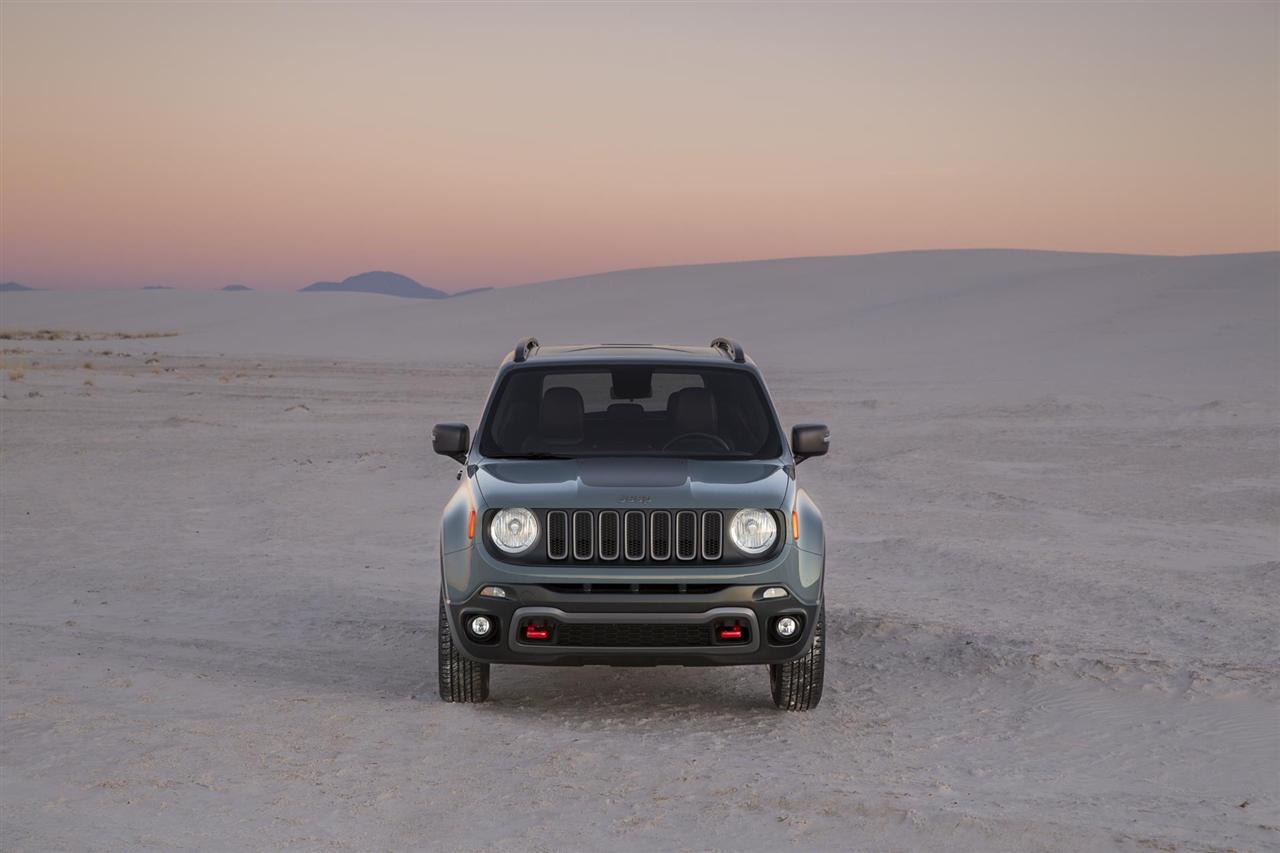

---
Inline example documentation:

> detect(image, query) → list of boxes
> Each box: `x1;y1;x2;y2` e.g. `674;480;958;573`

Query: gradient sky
2;2;1276;291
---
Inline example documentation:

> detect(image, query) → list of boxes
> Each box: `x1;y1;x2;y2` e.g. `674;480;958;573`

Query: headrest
670;387;717;434
606;403;644;423
539;386;584;444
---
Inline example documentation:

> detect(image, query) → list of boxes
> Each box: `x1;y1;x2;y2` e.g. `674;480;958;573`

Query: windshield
479;364;783;459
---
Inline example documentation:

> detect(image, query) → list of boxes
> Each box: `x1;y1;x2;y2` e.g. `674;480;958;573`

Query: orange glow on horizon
2;2;1276;290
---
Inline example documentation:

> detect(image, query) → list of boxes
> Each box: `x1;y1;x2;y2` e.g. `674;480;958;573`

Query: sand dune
1;249;1276;849
4;249;1276;393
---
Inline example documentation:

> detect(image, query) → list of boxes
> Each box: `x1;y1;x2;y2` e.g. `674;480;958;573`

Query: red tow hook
716;623;744;641
523;623;551;641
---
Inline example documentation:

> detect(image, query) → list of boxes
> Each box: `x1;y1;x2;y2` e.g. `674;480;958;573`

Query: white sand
1;249;1277;850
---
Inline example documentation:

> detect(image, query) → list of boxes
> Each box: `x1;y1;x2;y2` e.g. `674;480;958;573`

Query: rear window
479;364;782;459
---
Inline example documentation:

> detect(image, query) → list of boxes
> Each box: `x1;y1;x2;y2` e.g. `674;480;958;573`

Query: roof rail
512;336;539;363
710;337;745;363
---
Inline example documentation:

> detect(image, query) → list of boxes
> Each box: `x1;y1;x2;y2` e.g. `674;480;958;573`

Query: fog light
761;587;788;600
467;615;493;639
479;585;507;599
774;616;799;639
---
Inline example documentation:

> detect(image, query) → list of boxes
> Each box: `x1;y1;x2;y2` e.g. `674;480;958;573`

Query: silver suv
432;337;829;710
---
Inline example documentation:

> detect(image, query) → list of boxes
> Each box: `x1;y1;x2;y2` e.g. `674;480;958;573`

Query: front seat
599;403;648;450
669;387;718;435
526;386;584;449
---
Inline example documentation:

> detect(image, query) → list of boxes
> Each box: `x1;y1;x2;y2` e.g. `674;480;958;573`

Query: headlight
489;508;539;554
729;509;777;554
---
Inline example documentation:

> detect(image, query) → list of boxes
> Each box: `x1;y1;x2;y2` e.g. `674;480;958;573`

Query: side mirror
791;423;829;463
432;423;470;464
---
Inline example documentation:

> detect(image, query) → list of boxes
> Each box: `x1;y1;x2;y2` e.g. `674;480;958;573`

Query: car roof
505;343;754;367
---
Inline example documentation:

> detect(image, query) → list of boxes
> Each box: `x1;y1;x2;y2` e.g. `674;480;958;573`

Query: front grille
553;622;712;647
544;509;723;564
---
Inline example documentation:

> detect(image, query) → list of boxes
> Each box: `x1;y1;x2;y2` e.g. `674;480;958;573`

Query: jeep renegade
432;337;829;710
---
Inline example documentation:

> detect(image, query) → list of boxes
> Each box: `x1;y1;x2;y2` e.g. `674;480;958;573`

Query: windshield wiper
493;452;574;460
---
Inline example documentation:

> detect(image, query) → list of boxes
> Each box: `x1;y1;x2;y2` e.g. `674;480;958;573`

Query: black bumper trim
446;583;817;667
508;606;760;654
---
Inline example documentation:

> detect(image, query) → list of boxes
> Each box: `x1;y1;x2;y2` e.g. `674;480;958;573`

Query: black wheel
769;604;825;711
437;589;490;703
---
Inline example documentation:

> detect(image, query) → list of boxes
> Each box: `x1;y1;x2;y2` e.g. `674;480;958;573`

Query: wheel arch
793;487;824;557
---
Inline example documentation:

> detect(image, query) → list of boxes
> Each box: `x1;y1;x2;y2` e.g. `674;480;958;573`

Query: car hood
473;457;791;510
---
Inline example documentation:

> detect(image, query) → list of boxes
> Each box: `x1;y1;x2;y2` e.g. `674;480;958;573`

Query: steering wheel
662;432;731;452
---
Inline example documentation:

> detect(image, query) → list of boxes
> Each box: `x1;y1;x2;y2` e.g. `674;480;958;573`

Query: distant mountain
142;285;174;290
222;284;253;291
451;286;494;297
0;281;34;291
300;271;448;299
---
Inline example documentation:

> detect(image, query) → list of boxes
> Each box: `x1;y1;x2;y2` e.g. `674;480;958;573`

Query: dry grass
0;329;178;341
1;357;27;381
82;379;94;387
82;362;94;370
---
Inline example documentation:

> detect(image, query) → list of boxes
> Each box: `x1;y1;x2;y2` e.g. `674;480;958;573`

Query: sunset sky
2;2;1276;291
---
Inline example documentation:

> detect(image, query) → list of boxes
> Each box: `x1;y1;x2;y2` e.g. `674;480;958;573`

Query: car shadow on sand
428;650;786;717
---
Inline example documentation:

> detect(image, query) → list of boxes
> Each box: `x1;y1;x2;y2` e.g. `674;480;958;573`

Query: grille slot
572;511;593;560
701;511;723;561
675;511;698;560
623;511;646;560
546;511;568;560
597;511;620;561
649;511;672;561
553;622;712;648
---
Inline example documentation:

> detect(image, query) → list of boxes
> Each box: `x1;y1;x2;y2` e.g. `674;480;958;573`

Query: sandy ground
1;251;1277;850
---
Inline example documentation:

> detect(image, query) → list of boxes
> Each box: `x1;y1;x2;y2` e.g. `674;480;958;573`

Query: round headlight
489;508;539;554
729;509;778;554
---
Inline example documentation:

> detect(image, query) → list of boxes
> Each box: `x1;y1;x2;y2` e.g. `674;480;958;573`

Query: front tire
769;604;825;711
437;590;490;702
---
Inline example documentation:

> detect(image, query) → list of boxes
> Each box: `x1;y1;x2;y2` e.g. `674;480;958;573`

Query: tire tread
769;604;825;711
438;591;490;703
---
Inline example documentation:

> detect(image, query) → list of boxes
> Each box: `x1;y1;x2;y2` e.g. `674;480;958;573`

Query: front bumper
445;583;819;666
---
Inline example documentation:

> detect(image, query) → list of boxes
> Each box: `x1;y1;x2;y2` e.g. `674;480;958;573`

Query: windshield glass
479;364;783;459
